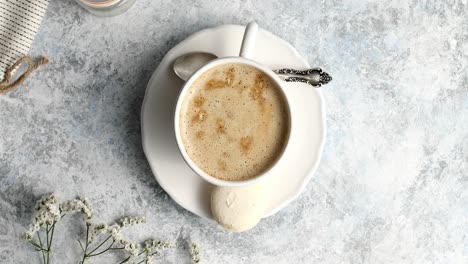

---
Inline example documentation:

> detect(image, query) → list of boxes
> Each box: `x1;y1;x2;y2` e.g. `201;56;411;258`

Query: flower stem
46;222;56;264
80;224;90;264
48;223;55;250
88;240;115;257
29;239;42;249
78;239;85;253
45;224;49;250
117;256;131;264
87;235;112;255
45;224;50;264
37;232;47;264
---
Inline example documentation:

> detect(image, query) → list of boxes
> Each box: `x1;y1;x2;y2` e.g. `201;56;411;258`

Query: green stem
137;249;154;264
49;224;55;249
117;256;131;264
85;224;89;251
110;247;125;250
87;235;112;255
48;223;55;249
29;239;42;249
46;224;50;264
37;232;47;264
46;223;55;264
80;224;90;264
137;252;150;264
88;240;115;257
78;239;85;253
45;224;49;250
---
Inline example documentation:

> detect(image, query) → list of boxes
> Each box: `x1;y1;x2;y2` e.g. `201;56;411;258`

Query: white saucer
141;25;326;219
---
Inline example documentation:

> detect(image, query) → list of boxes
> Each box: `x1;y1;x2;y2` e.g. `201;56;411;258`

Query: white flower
21;231;33;241
190;243;201;264
88;223;107;242
46;204;60;224
118;216;146;228
143;239;172;259
125;242;140;256
33;196;58;225
81;198;93;217
145;254;153;264
23;194;193;264
49;193;58;204
59;198;93;219
145;239;155;248
130;216;145;225
30;223;40;232
159;241;171;249
106;222;144;256
22;193;60;240
94;223;108;235
107;224;123;242
120;217;130;227
145;240;171;250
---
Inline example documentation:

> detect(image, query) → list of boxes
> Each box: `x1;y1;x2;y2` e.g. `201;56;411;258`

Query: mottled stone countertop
1;0;467;263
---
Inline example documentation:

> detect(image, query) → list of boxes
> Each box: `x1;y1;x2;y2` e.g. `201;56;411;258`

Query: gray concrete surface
1;0;467;263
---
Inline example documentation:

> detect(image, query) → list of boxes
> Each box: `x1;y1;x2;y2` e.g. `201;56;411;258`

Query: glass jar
74;0;136;17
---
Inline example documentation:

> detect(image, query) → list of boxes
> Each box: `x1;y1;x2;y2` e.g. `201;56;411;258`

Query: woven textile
0;0;49;78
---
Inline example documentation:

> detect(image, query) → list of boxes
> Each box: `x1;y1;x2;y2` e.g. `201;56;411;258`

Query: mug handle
239;21;258;59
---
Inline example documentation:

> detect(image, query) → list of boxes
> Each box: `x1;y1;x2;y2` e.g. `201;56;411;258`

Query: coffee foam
179;63;289;181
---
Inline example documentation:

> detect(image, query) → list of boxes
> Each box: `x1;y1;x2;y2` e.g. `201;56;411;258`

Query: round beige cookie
211;184;265;232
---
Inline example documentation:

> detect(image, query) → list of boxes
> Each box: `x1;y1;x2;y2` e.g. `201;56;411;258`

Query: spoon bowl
173;52;217;81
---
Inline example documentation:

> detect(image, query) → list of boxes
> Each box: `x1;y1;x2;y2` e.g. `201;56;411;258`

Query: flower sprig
21;193;62;264
190;243;201;264
78;216;149;263
21;193;201;264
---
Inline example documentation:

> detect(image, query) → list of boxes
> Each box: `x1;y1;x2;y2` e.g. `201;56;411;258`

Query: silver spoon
274;68;332;87
173;52;332;87
173;52;217;81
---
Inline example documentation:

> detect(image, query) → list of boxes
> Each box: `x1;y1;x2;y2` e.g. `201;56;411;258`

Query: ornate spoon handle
274;68;332;87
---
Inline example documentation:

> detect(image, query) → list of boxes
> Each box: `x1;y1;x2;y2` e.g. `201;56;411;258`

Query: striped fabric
0;0;49;78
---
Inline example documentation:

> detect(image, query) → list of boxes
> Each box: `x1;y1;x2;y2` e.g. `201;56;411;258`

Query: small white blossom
145;240;155;248
88;223;108;242
105;222;145;256
21;231;33;241
125;242;141;256
30;223;40;232
104;223;122;243
94;223;108;235
59;198;93;219
46;204;60;224
145;240;172;251
142;240;172;262
106;223;140;256
81;198;92;210
190;243;201;264
21;193;60;240
120;217;130;227
118;216;146;228
22;194;197;263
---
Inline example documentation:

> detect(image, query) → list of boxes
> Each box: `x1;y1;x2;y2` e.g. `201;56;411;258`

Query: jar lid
77;0;120;8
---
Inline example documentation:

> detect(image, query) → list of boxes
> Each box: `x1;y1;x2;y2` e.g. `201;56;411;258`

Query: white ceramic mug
174;22;293;187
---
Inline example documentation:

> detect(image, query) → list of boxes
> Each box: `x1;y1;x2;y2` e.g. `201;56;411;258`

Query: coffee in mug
178;63;290;181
